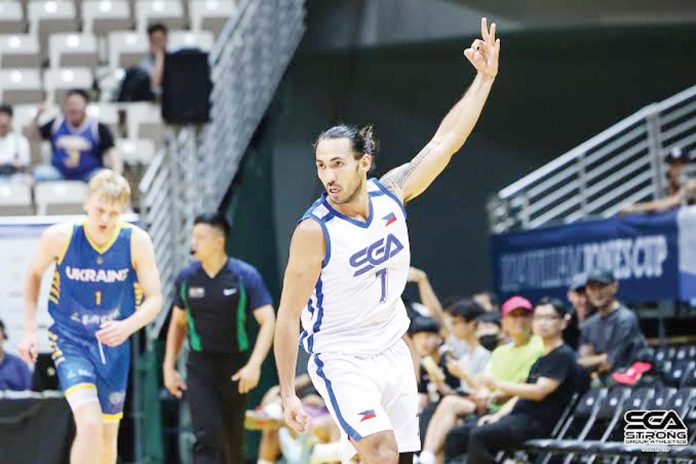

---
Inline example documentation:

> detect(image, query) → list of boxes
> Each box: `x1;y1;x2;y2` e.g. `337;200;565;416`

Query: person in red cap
469;298;588;464
479;296;545;398
430;295;544;462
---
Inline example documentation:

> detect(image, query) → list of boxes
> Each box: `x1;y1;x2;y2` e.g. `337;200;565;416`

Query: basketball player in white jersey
274;18;500;464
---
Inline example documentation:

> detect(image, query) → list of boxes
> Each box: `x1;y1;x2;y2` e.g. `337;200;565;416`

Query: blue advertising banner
490;206;696;303
678;206;696;300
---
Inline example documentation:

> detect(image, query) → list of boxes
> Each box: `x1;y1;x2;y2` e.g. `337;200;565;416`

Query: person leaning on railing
620;147;696;215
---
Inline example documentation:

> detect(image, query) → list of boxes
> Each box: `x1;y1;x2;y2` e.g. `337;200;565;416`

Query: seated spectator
0;318;32;391
468;298;588;464
28;89;122;182
411;317;461;409
578;268;648;380
476;312;502;351
248;369;339;464
406;266;471;360
620;147;695;215
483;296;545;400
439;296;544;462
567;272;595;323
563;273;592;351
0;105;31;183
419;300;490;464
117;23;168;102
142;23;168;97
442;300;491;393
473;290;499;312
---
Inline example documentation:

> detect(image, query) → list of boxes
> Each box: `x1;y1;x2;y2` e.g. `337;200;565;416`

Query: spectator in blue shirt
0;318;32;391
27;89;122;182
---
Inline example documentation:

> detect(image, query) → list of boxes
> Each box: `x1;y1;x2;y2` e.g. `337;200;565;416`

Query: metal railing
139;0;305;335
488;85;696;233
203;0;306;207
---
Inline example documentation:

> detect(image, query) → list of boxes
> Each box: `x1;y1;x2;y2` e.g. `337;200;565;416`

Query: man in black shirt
468;297;586;464
578;268;647;376
163;213;276;464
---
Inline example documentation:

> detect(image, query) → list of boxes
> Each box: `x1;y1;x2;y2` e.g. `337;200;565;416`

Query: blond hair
87;169;131;204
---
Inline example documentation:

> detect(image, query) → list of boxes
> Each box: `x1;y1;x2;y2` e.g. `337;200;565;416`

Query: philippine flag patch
383;213;397;226
359;410;377;422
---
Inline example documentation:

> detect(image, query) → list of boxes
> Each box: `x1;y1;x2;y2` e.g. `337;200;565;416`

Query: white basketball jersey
299;178;411;357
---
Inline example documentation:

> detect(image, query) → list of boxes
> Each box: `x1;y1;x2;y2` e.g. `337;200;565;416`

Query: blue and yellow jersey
49;221;142;338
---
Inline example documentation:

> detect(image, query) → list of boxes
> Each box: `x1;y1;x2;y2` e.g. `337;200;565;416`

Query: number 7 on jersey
375;269;388;303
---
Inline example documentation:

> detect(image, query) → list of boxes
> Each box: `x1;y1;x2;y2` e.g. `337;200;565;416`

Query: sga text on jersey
349;234;405;276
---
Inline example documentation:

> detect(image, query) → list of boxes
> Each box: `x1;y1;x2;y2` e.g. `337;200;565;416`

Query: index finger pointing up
481;17;488;41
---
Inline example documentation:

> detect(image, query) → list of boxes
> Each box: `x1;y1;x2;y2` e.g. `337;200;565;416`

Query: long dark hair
314;124;379;171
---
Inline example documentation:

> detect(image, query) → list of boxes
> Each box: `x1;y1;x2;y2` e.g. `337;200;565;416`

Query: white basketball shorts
307;338;421;463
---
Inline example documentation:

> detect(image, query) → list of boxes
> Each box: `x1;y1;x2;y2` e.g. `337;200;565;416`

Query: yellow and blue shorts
48;325;130;423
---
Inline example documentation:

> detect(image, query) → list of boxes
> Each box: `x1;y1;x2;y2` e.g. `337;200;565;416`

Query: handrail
491;84;696;232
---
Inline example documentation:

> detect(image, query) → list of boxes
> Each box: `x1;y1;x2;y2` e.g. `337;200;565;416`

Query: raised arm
20;223;72;363
274;219;324;433
381;18;500;203
104;148;123;175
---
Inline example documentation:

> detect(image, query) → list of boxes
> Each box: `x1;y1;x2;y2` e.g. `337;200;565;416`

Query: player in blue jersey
19;170;162;464
274;18;500;464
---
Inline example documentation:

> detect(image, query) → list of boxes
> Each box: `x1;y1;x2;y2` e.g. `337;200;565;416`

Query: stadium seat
665;360;695;387
682;363;696;387
0;183;34;216
524;388;606;464
168;30;216;53
0;2;26;34
87;103;122;136
666;387;695;417
43;67;94;104
674;345;696;362
117;138;157;164
0;34;42;69
10;104;38;133
0;69;43;105
28;1;79;46
82;0;133;35
34;181;87;215
557;388;630;453
49;33;99;68
524;388;630;464
108;31;149;69
135;0;186;33
654;345;674;368
644;387;675;410
189;0;235;38
126;103;165;141
573;388;654;461
670;446;696;460
94;66;125;102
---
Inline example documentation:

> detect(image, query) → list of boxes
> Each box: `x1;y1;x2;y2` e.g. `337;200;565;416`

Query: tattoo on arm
381;141;441;189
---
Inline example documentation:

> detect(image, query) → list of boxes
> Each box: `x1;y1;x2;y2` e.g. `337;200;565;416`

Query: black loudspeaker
161;49;212;124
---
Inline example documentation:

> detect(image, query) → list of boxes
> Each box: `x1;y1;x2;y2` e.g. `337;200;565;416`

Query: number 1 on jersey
375;269;388;303
95;290;102;306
